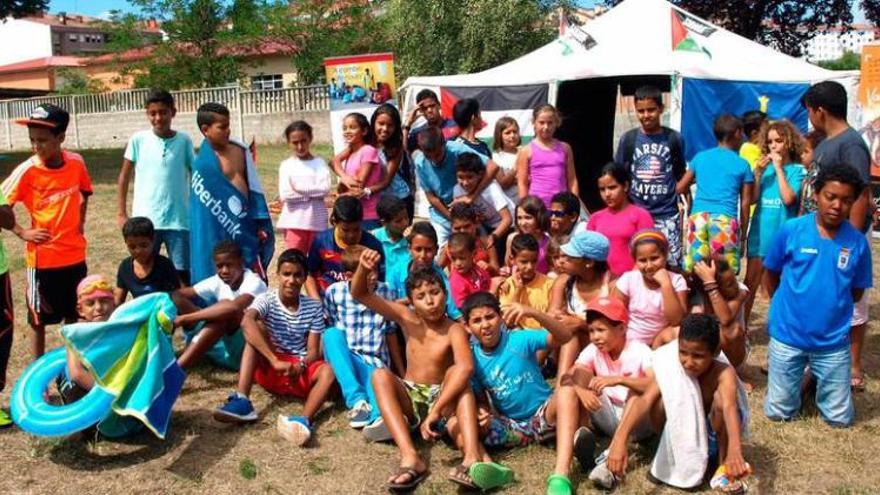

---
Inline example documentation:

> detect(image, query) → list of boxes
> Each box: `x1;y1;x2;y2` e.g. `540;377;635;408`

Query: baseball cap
560;230;609;261
77;274;113;302
15;104;70;132
585;296;628;326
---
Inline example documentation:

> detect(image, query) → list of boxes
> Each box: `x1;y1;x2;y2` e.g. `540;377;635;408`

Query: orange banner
859;45;880;178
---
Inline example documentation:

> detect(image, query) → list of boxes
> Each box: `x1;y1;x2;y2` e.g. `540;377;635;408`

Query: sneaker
0;409;11;429
573;426;596;472
362;417;393;442
277;415;311;446
348;400;372;429
213;392;258;424
589;449;619;490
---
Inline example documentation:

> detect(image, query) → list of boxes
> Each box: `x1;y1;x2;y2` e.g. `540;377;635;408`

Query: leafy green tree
0;0;48;18
54;68;109;95
384;0;565;80
818;50;863;71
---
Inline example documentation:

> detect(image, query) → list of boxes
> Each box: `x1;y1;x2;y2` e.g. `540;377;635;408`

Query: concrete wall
0;109;331;150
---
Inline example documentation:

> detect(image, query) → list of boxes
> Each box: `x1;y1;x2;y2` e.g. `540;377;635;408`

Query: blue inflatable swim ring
11;347;115;437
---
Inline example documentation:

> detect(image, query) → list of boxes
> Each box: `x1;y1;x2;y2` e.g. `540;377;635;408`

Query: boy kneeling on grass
172;241;267;370
352;249;506;492
214;249;335;447
606;314;750;493
457;292;583;495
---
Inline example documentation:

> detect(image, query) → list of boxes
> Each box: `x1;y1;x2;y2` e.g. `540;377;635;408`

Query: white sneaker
277;415;312;446
348;400;372;429
589;449;619;490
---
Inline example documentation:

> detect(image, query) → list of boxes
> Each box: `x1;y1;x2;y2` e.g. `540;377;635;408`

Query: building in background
803;24;878;62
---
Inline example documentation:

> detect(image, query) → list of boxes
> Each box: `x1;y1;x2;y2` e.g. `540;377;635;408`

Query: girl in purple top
331;113;382;229
503;195;551;275
517;105;578;208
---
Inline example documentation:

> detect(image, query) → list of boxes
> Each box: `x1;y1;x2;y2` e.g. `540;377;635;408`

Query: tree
603;0;873;57
101;0;267;90
0;0;48;19
383;0;566;80
818;50;863;70
54;68;109;95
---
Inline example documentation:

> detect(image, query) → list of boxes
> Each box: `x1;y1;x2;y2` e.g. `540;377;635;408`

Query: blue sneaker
277;415;311;446
348;400;372;429
213;392;258;424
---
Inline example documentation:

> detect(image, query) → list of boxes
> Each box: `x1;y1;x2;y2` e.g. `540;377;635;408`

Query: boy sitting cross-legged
456;292;583;495
322;245;405;429
214;249;336;447
352;248;495;492
172;240;267;370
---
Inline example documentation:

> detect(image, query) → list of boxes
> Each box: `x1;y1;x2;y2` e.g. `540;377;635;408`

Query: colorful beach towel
60;292;185;439
189;138;274;284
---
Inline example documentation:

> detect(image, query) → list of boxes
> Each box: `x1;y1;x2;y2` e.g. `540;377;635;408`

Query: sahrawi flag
439;85;549;146
671;7;715;58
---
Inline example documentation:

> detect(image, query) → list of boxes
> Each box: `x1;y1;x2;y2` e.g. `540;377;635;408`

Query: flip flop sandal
851;372;867;392
387;466;429;493
546;473;573;495
447;464;477;490
469;461;514;490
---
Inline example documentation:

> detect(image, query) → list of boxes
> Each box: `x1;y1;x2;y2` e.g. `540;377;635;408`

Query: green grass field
0;144;877;494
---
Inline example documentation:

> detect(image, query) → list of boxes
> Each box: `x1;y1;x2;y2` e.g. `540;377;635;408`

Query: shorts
26;261;87;326
254;353;326;399
283;229;317;254
153;229;189;271
654;212;683;269
0;272;12;390
685;212;740;274
589;393;653;440
184;322;245;371
403;379;441;424
484;397;555;448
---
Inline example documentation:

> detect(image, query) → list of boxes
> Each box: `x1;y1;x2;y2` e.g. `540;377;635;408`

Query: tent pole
669;72;683;132
548;80;559;106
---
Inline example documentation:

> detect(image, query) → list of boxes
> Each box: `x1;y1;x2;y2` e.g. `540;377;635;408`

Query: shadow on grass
748;443;779;493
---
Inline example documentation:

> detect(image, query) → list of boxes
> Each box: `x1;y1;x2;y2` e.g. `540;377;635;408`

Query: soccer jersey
1;151;93;268
306;227;385;292
250;291;325;356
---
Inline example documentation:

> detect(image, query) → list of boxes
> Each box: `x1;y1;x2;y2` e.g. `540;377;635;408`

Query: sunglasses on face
549;210;573;218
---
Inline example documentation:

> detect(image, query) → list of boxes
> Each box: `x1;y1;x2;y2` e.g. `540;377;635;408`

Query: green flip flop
0;409;12;429
546;473;573;495
469;461;515;490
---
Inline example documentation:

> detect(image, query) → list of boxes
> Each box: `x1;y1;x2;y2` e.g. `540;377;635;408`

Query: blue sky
50;0;867;22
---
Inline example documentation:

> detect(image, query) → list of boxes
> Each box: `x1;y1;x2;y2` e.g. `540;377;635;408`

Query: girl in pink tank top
516;104;579;208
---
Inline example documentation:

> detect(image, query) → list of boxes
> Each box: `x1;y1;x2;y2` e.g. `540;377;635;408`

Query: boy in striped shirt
213;249;336;447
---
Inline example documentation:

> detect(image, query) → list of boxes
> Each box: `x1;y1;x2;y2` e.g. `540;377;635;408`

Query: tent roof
401;0;844;90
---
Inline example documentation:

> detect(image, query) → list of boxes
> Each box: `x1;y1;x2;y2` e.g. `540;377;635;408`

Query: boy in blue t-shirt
117;89;195;285
762;165;872;427
372;195;411;274
615;85;687;267
453;292;581;495
677;113;754;274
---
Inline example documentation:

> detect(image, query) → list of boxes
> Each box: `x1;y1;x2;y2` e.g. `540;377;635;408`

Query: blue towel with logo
189;138;274;284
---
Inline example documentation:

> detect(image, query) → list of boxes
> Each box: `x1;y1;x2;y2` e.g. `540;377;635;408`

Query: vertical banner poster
858;44;880;180
324;53;397;152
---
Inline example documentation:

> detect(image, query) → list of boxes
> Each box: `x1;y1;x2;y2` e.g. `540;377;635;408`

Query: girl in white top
611;229;688;347
491;116;521;203
277;121;331;254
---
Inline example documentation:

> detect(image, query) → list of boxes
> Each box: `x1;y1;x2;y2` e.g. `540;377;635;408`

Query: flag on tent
680;78;810;160
671;8;713;58
439;85;549;146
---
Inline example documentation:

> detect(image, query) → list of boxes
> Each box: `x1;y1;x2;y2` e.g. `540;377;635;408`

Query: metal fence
2;84;330;119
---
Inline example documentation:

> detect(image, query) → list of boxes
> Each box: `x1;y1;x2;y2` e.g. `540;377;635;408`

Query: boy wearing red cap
1;104;92;360
565;295;655;489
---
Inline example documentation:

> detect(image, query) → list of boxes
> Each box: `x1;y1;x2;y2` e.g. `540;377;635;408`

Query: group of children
0;79;873;495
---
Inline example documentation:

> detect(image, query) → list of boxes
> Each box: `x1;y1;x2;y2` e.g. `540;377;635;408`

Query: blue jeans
764;338;854;427
322;327;380;421
154;229;190;271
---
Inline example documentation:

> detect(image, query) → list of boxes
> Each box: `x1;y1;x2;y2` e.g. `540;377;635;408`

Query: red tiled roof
22;12;162;32
0;56;83;74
